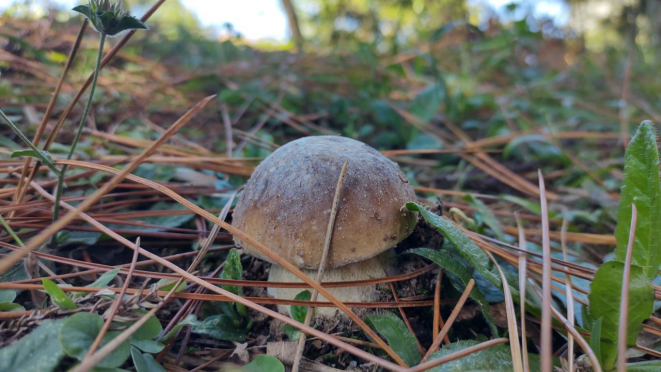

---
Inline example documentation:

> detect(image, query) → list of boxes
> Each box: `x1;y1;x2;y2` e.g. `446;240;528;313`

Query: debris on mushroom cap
231;136;418;269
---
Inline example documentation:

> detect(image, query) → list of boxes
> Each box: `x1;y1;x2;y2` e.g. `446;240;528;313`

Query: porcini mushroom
231;136;417;317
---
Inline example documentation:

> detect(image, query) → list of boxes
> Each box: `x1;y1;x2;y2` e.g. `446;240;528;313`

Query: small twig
617;204;638;372
292;160;349;372
432;270;449;345
422;279;475;361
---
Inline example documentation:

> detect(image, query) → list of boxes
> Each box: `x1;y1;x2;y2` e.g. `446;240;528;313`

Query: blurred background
0;0;657;201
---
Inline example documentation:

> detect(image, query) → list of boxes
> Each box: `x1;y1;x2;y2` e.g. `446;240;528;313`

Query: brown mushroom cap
232;136;417;269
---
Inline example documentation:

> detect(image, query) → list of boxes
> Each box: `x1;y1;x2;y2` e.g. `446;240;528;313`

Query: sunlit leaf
42;279;77;310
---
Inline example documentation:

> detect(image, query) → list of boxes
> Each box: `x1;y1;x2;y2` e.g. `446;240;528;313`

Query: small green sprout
73;0;148;37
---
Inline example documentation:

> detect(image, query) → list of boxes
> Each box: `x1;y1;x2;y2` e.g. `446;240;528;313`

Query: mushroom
231;136;417;317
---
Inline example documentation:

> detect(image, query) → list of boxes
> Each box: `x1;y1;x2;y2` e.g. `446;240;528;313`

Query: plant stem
52;32;106;236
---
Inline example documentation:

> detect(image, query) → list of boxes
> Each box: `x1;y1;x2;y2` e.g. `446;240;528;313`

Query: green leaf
290;290;311;322
152;279;185;292
615;121;661;278
131;315;163;340
42;279;77;310
463;195;505;241
426;340;541;371
191;314;247;342
589;261;654;370
364;312;421;366
10;149;59;174
72;4;92;19
590;317;603;367
627;361;661;371
60;312;131;368
0;319;66;372
130;339;164;354
220;248;243;295
283;290;312;341
410;81;445;122
115;17;149;33
240;355;284;372
0;289;16;303
0;302;25;312
159;315;198;341
73;268;121;297
409;248;498;335
131;346;165;372
406;203;501;288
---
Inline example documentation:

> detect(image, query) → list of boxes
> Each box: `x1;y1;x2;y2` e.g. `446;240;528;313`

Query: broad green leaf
364;312;422;366
241;355;284;372
191;314;247;341
590;317;603;367
409;248;498;335
0;318;66;372
615;121;661;278
283;290;312;341
0;289;16;302
159;315;198;341
406;203;501;288
426;340;541;371
42;279;77;310
463;195;505;241
131;315;163;341
130;339;164;354
135;202;193;232
0;302;25;312
589;261;654;370
290;290;311;322
60;312;131;368
131;346;165;372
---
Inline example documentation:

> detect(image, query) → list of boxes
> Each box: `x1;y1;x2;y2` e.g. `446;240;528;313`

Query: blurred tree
296;0;468;51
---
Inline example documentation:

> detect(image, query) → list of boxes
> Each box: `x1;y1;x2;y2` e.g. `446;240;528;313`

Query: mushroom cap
231;136;417;269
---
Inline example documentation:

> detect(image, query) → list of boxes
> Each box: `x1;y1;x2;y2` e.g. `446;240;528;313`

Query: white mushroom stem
267;250;394;318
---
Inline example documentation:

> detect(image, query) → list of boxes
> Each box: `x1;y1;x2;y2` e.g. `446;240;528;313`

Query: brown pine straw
83;237;142;360
617;204;638;372
421;279;475;362
26;178;407;369
0;94;217;274
432;270;450;345
292;160;349;372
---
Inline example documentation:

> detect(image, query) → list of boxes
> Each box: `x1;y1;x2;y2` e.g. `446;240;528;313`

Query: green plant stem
52;32;106;237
